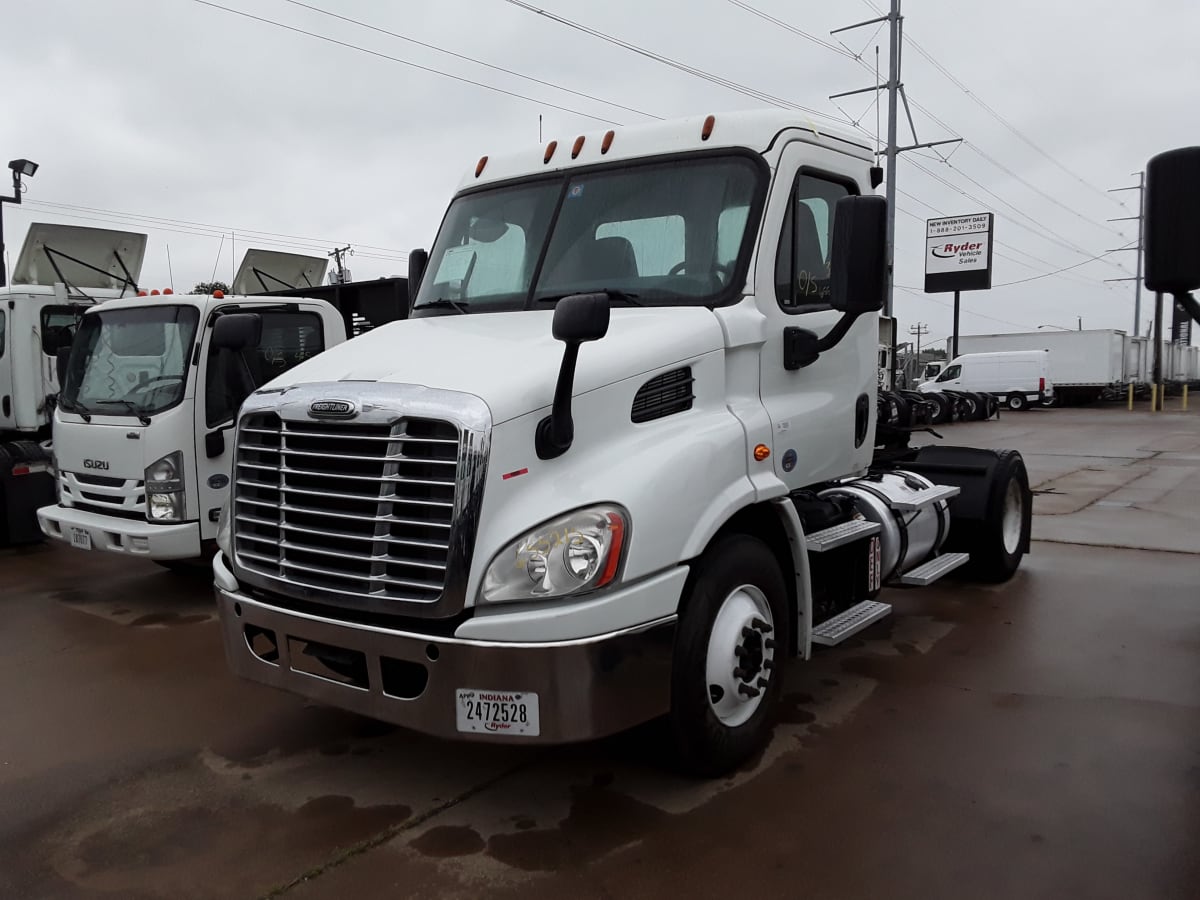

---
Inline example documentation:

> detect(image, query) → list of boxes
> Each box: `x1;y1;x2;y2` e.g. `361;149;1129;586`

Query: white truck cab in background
0;224;145;544
38;250;356;562
919;349;1052;411
212;111;1034;775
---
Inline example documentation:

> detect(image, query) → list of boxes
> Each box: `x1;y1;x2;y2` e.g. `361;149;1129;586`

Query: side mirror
552;291;611;343
829;194;888;315
211;313;262;351
408;248;428;309
205;429;226;458
536;293;611;460
1145;147;1200;327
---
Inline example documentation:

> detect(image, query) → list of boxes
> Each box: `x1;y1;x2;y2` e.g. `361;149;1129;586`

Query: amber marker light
753;444;771;461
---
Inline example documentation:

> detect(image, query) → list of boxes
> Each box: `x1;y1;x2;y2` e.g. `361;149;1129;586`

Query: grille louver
631;367;694;423
233;412;460;603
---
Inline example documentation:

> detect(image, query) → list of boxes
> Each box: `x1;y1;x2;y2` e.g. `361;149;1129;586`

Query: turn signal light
753;443;770;461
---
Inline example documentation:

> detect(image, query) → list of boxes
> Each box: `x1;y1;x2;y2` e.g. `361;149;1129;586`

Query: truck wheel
925;393;946;424
1006;393;1028;412
961;449;1032;583
669;535;789;777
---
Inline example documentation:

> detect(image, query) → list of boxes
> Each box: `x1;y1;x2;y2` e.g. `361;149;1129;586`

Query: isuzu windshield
61;305;200;417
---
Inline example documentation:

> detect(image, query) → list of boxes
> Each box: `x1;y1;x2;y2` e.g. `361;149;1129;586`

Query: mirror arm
535;342;581;460
815;310;865;353
1177;291;1200;326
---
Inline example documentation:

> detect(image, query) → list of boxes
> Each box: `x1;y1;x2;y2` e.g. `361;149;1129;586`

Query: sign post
924;212;994;359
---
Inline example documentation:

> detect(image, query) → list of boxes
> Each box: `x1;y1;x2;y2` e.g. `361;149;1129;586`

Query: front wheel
669;535;789;776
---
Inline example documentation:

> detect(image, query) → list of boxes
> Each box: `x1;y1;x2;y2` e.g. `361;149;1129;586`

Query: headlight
144;451;185;523
215;500;232;555
481;504;627;604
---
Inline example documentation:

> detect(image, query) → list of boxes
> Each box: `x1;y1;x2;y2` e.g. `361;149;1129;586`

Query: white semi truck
37;250;404;563
1;223;146;544
211;111;1035;774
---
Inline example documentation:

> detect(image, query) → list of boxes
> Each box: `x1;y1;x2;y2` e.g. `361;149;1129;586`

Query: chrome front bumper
215;557;679;744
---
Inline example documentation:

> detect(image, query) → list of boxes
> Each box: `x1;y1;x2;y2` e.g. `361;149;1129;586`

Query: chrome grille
233;412;461;602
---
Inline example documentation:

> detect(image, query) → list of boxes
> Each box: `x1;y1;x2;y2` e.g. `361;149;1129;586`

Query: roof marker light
150;289;160;296
137;290;147;297
544;140;558;164
701;114;716;141
571;135;585;159
213;290;225;299
475;155;488;178
163;288;173;295
601;130;615;154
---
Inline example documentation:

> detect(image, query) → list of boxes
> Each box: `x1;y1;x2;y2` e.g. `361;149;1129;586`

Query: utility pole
1105;172;1144;336
329;245;352;284
830;0;960;319
909;321;928;360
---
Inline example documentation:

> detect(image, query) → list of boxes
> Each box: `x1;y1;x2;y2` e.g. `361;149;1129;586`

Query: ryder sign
924;213;994;293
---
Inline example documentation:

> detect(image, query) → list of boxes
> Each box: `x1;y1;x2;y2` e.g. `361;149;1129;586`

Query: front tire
669;535;789;776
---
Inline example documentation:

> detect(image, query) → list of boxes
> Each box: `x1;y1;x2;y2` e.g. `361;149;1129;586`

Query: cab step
811;600;892;646
805;518;881;552
889;484;960;512
897;551;970;586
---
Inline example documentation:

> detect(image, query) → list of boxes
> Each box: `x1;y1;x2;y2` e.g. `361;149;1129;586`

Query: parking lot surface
1;405;1197;899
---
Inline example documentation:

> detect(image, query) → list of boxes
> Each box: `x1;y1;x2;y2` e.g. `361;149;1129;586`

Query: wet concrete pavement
1;406;1197;899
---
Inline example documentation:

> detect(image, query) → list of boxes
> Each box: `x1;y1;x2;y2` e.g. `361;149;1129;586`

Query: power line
25;198;406;255
722;0;857;59
992;241;1136;288
501;0;851;124
858;0;1125;210
276;0;658;121
188;0;626;126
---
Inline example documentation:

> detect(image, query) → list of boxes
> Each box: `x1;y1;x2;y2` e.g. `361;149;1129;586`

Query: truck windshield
412;153;765;313
61;305;200;417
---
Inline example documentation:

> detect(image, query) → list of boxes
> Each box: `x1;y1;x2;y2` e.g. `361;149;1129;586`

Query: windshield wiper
57;396;91;422
417;298;470;314
91;399;152;426
537;289;644;307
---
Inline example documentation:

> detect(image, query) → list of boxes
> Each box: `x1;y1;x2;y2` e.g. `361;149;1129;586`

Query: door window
937;364;961;382
205;311;324;427
775;172;855;312
41;306;84;355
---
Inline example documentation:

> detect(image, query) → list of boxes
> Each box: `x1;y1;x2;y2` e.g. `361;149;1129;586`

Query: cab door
756;140;878;489
193;306;328;538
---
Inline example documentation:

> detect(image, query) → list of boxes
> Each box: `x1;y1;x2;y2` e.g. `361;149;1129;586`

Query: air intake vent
631;367;694;423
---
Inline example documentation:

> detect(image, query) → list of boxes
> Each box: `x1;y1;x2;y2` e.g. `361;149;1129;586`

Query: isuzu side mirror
408;248;428;310
1144;147;1200;326
535;292;611;460
211;313;262;351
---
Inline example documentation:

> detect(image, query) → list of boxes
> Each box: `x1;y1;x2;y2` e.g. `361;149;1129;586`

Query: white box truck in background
1;223;145;545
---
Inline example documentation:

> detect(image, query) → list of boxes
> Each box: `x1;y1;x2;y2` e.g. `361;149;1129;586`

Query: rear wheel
958;449;1031;583
1006;393;1028;412
669;535;789;776
925;392;947;424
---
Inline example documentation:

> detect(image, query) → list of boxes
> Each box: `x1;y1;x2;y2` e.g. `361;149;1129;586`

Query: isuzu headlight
481;505;627;604
215;500;232;556
145;451;185;522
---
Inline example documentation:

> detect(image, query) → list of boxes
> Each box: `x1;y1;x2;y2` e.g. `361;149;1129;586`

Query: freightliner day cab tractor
211;111;1039;775
38;250;404;564
0;223;146;545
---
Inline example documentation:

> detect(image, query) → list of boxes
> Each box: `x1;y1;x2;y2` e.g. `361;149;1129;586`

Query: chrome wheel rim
1002;478;1024;555
705;584;776;727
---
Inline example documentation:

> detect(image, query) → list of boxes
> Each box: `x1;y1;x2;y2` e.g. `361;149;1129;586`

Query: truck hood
261;307;726;425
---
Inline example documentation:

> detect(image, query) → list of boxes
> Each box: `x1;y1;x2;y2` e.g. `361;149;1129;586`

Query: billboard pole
952;291;960;359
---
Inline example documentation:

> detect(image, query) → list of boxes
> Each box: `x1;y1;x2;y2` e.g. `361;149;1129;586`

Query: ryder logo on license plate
455;689;540;737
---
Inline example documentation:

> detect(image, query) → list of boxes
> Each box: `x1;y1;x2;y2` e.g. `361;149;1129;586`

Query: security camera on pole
923;212;995;359
0;158;40;289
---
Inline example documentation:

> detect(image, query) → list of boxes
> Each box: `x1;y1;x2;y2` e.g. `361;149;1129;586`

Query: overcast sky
4;0;1197;346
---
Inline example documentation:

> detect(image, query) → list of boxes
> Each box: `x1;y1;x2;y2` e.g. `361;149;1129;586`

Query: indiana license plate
70;528;92;550
455;689;540;737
